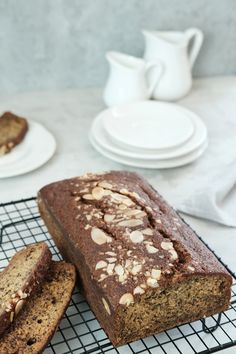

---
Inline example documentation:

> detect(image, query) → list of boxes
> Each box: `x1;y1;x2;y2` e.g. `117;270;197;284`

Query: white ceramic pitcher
103;51;162;107
143;28;204;101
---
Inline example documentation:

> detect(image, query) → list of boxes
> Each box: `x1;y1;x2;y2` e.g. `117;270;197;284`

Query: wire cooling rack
0;197;236;354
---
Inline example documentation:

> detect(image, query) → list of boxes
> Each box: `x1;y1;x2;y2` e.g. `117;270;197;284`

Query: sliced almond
122;198;134;206
106;257;117;263
156;219;162;224
104;214;115;223
98;274;108;282
187;265;195;272
146;244;159;254
83;194;94;200
120;188;129;194
131;264;142;275
118;273;127;282
119;293;134;306
10;311;14;322
98;181;113;189
95;260;107;270
130;230;144;243
102;298;111;315
125;259;131;268
161;241;173;251
133;286;145;295
86;215;92;221
142;228;153;236
124;209;141;216
118;219;143;227
151;269;161;280
118;204;127;210
147;277;159;288
92;187;105;200
107;263;115;275
115;264;124;276
105;251;116;256
130;192;140;199
169;249;178;260
91;227;110;245
15;299;25;315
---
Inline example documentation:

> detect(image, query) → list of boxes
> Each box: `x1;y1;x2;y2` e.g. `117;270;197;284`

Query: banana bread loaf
38;171;232;346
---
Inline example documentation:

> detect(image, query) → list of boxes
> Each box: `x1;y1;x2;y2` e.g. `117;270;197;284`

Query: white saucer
103;101;195;151
91;108;207;160
90;132;208;169
0;121;56;178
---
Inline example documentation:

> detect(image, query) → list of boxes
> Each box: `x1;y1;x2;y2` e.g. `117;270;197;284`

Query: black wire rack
0;197;236;354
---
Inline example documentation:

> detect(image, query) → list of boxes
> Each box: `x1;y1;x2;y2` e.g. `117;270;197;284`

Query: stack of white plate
90;101;208;169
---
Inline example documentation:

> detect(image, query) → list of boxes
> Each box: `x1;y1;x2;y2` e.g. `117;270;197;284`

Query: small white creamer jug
143;28;204;101
103;51;162;107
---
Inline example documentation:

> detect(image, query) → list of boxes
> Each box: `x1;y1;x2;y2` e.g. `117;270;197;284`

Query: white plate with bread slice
0;118;56;178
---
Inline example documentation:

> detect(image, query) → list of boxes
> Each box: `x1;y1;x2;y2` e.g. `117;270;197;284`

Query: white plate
91;109;207;160
103;101;195;151
0;121;56;178
90;132;208;169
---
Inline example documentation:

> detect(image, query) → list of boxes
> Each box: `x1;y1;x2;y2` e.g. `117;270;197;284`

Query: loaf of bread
0;111;28;156
38;171;232;346
0;243;51;337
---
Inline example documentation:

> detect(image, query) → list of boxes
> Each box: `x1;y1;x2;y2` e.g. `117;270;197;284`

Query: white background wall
0;0;235;95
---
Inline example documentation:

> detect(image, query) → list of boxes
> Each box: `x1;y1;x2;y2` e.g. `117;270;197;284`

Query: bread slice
0;111;28;156
0;243;52;337
0;261;76;354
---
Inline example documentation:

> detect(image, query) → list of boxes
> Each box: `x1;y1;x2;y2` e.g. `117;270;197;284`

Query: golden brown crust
38;171;233;346
0;111;28;155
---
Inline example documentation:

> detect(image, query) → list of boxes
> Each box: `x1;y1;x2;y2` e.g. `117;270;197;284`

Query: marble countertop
0;76;235;353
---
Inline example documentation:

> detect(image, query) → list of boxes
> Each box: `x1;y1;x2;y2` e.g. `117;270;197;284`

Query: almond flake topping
131;264;142;275
146;244;159;254
118;219;143;227
107;263;115;275
151;269;161;280
102;298;111;315
187;266;195;272
104;214;115;223
133;286;145;295
147;278;159;288
92;187;105;200
95;261;108;270
161;241;174;251
98;181;113;189
169;249;178;260
91;227;112;245
115;264;124;276
130;230;144;243
83;194;94;200
106;251;116;256
15;299;25;315
119;293;134;306
107;257;117;263
142;228;153;236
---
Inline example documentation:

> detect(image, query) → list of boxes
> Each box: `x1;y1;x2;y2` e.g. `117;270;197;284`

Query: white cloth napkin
149;79;236;227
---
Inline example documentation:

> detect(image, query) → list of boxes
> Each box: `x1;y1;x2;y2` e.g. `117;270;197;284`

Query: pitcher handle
185;28;204;69
145;60;163;98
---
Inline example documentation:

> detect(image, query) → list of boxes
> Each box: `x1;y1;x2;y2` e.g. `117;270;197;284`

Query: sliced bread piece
0;243;52;337
0;111;28;156
0;261;76;354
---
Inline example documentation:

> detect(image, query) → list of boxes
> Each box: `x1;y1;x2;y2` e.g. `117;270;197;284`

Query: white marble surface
0;77;236;353
0;0;236;95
